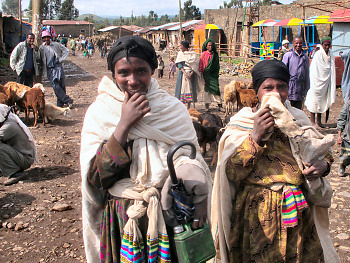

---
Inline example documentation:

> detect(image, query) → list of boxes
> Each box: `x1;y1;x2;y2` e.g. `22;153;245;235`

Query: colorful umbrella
274;18;303;26
251;19;279;27
195;24;221;30
300;15;333;24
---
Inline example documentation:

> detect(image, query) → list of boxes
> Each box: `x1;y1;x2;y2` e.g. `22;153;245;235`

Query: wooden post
218;31;221;57
229;33;232;63
179;0;182;42
32;0;43;83
19;0;22;42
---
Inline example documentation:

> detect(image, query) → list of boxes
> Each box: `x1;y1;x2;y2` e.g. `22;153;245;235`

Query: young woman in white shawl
175;40;201;109
211;59;340;263
80;36;211;263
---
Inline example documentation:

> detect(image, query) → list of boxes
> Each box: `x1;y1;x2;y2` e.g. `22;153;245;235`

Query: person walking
157;55;164;78
0;104;37;186
39;30;73;108
10;33;40;87
69;37;76;56
199;38;223;111
305;36;336;128
339;49;350;102
282;36;310;109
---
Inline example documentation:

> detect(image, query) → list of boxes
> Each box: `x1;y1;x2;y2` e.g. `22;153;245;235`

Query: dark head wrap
107;36;158;75
181;40;190;49
202;38;217;53
321;36;332;44
251;59;290;93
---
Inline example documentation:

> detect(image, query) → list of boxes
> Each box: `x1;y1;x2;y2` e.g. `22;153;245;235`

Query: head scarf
321;36;332;44
251;59;290;93
107;36;158;75
180;40;190;49
202;38;217;53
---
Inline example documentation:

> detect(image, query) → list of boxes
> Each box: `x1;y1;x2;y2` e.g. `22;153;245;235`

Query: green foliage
43;0;61;20
110;11;172;27
0;57;9;66
183;0;201;20
59;0;79;20
1;0;19;17
219;0;243;9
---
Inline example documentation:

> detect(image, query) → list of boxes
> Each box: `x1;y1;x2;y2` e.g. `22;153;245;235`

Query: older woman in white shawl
80;36;211;263
211;59;339;263
305;36;336;128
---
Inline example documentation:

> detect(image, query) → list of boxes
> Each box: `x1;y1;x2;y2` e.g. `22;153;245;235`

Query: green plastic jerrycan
173;223;216;263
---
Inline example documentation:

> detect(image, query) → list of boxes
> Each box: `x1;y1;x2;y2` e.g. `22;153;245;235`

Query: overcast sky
20;0;293;17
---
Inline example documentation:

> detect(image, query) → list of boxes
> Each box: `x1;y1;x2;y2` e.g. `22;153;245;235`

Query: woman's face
257;78;289;104
114;57;153;95
180;44;187;52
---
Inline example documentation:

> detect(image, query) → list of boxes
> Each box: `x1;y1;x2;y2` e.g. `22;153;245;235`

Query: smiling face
257;78;289;104
42;36;51;45
26;34;35;46
293;37;303;54
114;57;153;95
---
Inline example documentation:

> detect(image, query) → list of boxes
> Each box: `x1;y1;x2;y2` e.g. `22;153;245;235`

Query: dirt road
0;51;349;262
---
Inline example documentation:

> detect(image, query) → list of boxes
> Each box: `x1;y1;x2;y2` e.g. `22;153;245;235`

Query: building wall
50;24;93;38
205;2;350;52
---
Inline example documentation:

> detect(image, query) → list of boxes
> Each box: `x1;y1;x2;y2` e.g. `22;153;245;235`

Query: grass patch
219;55;247;65
0;57;9;66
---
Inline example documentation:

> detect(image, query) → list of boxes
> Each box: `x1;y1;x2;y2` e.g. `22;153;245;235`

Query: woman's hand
113;91;150;147
250;107;275;145
302;159;329;181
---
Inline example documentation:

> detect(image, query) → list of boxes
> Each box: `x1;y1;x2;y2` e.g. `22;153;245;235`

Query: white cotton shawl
0;104;38;162
80;76;211;263
305;47;336;113
211;94;339;263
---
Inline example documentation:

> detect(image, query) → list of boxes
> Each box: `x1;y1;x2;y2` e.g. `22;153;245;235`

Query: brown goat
17;88;45;126
236;84;258;110
188;108;202;123
0;83;18;106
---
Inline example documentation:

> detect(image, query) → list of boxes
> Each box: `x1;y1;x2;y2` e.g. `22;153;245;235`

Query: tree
219;0;243;9
183;0;201;20
1;0;19;17
43;0;61;20
59;0;79;20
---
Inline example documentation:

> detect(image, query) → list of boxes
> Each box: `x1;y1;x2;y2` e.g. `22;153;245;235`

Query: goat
44;102;72;123
1;83;18;106
4;81;45;100
16;88;45;126
236;83;258;110
201;112;223;167
224;80;239;116
0;91;8;105
188;108;202;123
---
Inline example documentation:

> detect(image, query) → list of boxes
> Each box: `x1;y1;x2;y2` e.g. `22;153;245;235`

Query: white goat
44;102;72;123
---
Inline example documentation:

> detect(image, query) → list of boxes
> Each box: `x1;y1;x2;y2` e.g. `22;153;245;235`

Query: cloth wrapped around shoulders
211;93;339;263
80;76;211;262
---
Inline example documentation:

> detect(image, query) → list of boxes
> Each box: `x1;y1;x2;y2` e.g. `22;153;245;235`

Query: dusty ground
0;50;349;262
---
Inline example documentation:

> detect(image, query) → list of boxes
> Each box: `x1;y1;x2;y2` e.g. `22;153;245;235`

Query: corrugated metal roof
43;20;92;25
98;26;133;33
150;22;179;31
123;25;143;32
167;20;203;31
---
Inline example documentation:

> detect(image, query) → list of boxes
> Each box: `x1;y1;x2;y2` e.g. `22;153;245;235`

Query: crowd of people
3;31;350;263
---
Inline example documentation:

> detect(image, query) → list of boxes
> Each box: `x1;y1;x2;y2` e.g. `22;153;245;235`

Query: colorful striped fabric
180;93;193;102
281;184;308;228
120;231;145;263
147;233;172;263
